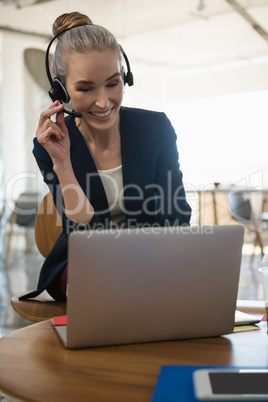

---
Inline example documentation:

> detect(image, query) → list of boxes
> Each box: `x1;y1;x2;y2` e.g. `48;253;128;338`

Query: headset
45;24;134;118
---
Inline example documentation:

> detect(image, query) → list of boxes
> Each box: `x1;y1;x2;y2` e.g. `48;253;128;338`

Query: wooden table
0;321;267;402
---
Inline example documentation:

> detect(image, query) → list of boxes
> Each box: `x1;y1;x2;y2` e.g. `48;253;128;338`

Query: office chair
11;192;66;322
5;192;40;267
227;191;265;259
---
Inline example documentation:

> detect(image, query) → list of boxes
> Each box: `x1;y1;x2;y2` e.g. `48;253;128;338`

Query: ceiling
0;0;268;72
0;0;53;8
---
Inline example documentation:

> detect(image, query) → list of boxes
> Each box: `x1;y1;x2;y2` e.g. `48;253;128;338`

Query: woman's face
65;49;124;132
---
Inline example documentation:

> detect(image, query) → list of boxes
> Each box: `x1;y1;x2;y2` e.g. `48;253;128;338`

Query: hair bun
52;12;93;36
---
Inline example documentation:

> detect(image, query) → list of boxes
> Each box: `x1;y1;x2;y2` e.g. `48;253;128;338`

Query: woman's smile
89;107;114;120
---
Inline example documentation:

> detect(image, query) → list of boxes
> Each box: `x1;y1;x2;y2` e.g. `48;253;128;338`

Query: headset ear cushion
121;66;134;87
50;77;70;103
125;71;134;87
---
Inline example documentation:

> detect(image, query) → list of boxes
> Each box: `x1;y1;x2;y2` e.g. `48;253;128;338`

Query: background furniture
11;291;66;322
0;320;266;402
11;192;66;322
227;191;265;259
5;192;40;267
34;192;62;258
187;186;268;259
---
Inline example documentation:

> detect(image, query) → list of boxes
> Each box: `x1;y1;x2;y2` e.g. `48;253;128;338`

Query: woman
22;12;191;301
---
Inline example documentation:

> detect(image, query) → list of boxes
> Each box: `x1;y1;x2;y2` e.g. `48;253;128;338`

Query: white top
98;165;126;227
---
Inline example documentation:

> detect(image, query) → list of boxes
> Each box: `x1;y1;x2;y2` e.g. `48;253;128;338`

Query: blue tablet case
151;365;210;402
150;365;266;402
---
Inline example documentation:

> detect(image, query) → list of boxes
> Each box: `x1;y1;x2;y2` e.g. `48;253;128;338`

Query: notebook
52;224;245;349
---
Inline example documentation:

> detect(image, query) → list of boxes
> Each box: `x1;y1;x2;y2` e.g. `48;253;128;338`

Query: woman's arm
35;101;94;226
155;113;191;226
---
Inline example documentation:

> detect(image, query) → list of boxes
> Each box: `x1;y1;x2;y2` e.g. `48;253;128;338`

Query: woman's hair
52;12;122;84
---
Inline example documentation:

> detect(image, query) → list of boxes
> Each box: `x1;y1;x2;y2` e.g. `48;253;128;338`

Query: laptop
53;225;245;349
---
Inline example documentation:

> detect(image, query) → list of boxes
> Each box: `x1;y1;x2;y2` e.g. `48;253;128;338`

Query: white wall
0;31;50;214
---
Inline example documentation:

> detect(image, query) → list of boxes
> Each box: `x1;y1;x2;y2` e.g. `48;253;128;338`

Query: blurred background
0;0;268;198
0;0;268;340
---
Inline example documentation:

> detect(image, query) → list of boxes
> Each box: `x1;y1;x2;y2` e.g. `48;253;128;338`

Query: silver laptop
53;225;245;349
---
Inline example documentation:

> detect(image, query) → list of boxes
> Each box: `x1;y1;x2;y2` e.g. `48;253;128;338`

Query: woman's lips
89;108;113;119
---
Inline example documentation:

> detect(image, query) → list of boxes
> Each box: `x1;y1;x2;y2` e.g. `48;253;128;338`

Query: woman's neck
75;117;120;150
75;117;121;170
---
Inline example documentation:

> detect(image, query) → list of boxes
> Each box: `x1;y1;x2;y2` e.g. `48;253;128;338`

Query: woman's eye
108;81;119;88
76;86;93;92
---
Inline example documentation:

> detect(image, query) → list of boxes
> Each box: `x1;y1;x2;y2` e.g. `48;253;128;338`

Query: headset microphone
45;25;134;120
62;109;82;118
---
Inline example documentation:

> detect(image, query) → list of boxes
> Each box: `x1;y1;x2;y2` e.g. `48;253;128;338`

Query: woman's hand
36;101;70;163
37;102;95;225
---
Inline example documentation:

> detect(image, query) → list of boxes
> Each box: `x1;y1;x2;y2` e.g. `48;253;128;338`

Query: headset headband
45;24;134;88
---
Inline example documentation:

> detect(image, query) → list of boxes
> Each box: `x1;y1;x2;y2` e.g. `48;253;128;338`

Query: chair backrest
11;192;65;323
227;192;252;224
14;192;40;227
34;192;62;257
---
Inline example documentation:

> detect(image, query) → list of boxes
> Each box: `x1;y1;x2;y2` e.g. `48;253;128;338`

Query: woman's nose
95;89;109;109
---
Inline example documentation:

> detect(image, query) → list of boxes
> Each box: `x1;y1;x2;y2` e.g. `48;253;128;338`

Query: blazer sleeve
32;137;103;235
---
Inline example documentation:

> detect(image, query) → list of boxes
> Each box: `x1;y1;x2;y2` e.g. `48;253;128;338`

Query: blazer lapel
120;107;147;219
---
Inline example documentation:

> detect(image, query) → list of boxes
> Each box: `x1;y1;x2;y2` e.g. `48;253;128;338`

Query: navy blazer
21;107;191;299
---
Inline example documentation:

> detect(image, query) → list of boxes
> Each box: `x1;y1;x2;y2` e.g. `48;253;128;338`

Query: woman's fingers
37;118;62;142
38;101;63;124
41;120;64;142
37;102;65;136
56;109;68;134
35;101;72;161
36;102;67;142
